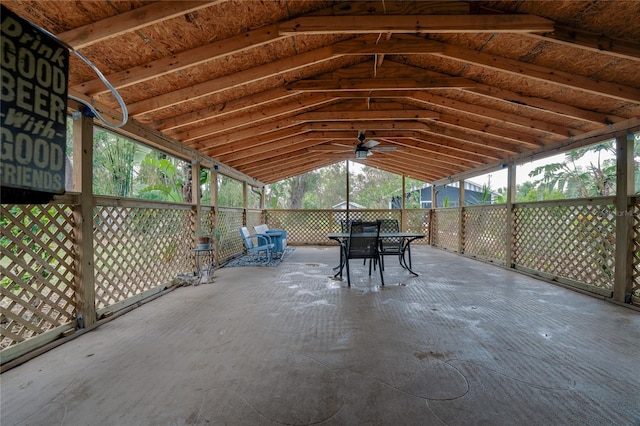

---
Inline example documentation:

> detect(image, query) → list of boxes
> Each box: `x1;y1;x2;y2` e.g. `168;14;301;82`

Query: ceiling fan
354;132;397;159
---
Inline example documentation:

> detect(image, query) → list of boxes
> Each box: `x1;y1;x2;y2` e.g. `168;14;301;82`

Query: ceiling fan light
355;148;369;159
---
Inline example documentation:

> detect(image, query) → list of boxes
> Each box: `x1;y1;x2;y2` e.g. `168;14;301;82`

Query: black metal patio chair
340;220;384;287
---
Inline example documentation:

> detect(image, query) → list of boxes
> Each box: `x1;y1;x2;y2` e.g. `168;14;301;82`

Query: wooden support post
192;162;202;242
346;160;351;221
212;168;219;267
401;175;406;231
72;112;96;328
242;181;248;226
430;184;437;245
458;180;465;254
613;132;634;302
505;164;517;268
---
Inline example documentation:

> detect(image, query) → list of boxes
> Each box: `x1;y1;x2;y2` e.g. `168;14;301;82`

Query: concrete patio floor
2;246;639;425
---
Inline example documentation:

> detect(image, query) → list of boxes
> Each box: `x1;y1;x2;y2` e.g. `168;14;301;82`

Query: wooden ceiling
5;0;640;185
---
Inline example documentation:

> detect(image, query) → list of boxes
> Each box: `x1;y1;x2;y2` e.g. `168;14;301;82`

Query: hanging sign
1;5;69;202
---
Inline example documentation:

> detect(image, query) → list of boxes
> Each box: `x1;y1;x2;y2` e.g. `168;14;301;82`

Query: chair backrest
239;227;254;249
254;224;268;234
347;221;380;258
378;219;399;233
378;219;402;250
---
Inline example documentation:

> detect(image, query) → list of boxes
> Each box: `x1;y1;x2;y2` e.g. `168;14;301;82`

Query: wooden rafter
278;15;554;35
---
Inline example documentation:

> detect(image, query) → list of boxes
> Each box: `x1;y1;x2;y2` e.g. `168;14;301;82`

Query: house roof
5;0;639;186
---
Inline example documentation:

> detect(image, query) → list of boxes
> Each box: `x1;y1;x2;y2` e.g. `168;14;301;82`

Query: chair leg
378;254;384;286
345;257;351;287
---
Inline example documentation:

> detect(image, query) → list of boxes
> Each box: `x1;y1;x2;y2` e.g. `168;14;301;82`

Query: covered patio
2;246;639;424
2;1;640;423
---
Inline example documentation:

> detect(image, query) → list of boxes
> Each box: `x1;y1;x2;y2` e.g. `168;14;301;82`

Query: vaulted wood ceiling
6;0;640;185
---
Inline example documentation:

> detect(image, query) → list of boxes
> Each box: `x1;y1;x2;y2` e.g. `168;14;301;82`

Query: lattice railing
404;209;430;244
432;208;460;252
464;205;507;262
513;199;616;292
265;209;414;245
217;207;244;262
1;202;78;349
200;207;216;237
246;209;264;231
93;200;193;310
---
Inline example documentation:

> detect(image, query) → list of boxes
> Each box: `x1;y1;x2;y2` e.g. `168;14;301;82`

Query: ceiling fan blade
370;146;397;151
363;139;380;148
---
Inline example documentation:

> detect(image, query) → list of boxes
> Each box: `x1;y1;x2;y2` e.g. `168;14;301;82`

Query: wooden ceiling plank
432;43;640;103
189;121;305;151
366;153;463;178
331;38;446;55
157;87;294;131
293;110;439;121
410;92;572;138
413;125;522;155
383;137;498;164
181;94;338;143
356;158;443;182
286;77;474;91
279;15;554;35
127;45;340;115
59;1;220;49
371;144;480;170
301;121;431;132
436;113;547;149
532;25;640;61
205;129;314;159
466;86;624;126
255;157;345;184
215;136;319;164
75;24;285;96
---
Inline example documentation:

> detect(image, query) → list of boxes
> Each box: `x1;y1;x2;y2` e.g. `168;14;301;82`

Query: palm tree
529;141;617;198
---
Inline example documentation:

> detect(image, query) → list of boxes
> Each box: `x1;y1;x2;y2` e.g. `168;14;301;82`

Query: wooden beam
192;122;306;151
180;94;338;144
532;25;640;61
157;87;294;131
59;1;219;49
410;91;572;138
466;85;623;126
331;38;446;55
364;159;442;183
293;110;439;121
287;77;474;92
279;15;554;35
384;137;498;164
74;24;285;96
127;44;340;115
200;124;309;156
436;113;547;149
432;43;640;103
301;121;431;132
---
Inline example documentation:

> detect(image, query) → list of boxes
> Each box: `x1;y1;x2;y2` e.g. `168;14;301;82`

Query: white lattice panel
217;208;244;261
93;205;193;309
464;205;507;261
432;209;460;251
514;201;616;290
266;210;334;244
1;204;77;349
405;209;430;244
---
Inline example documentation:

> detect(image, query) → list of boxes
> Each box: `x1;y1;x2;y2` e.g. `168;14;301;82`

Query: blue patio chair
254;224;286;255
239;227;275;263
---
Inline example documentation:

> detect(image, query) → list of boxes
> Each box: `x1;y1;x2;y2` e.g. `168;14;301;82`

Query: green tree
529;142;617;198
93;129;138;197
